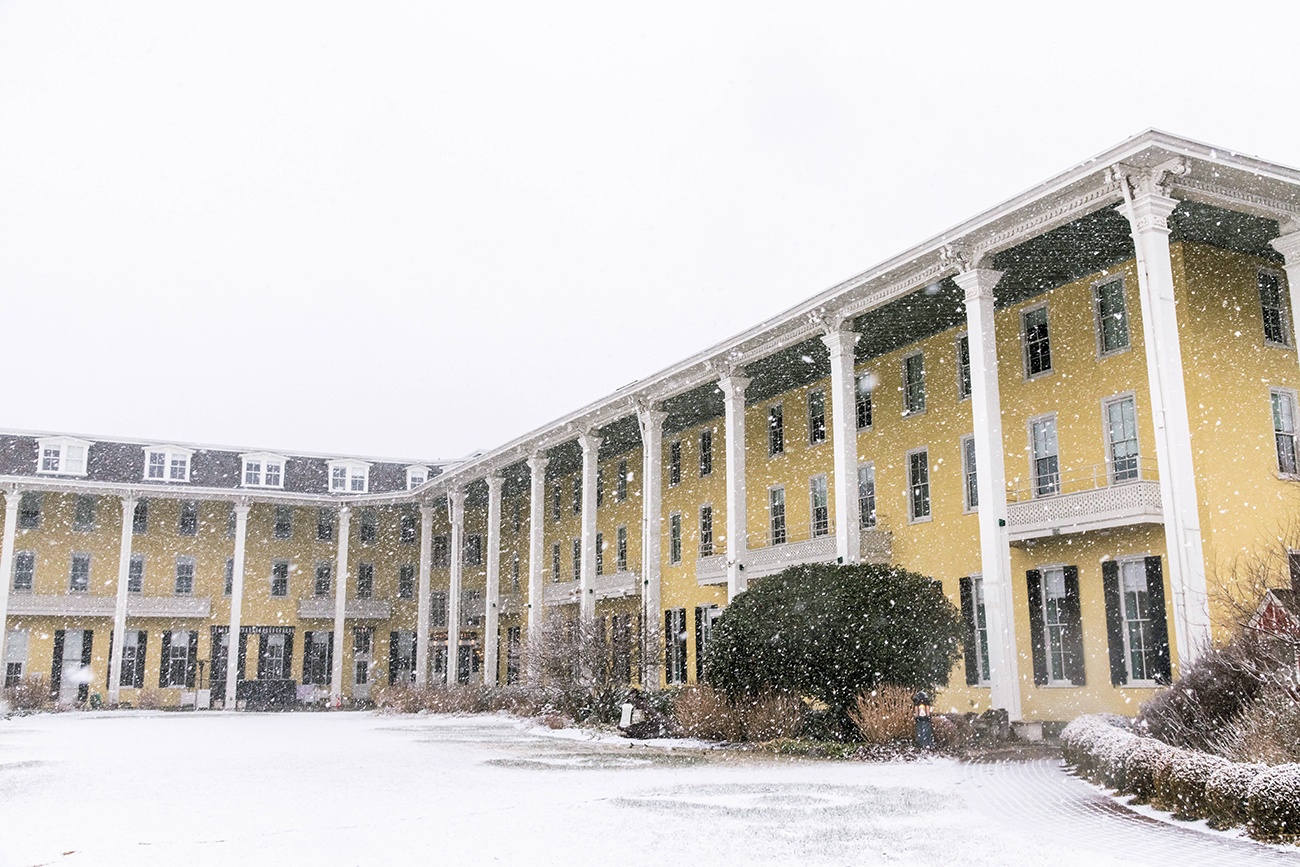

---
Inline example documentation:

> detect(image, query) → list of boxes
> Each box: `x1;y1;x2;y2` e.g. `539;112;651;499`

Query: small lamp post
913;690;935;749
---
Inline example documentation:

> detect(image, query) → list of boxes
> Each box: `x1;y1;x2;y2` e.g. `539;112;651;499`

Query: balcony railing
6;594;212;618
297;597;393;620
543;569;641;606
1006;459;1162;542
695;521;893;586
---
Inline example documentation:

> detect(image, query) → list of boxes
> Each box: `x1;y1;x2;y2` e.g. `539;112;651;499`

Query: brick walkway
959;758;1299;866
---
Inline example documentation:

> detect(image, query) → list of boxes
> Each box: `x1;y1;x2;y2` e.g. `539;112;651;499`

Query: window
511;553;521;591
406;465;430;490
12;551;35;591
551;542;561;582
240;453;286;489
1040;567;1070;683
356;563;373;599
174;557;195;595
162;630;196;687
506;626;522;684
903;352;926;414
551;483;562;521
431;591;448;628
1273;389;1299;475
1105;396;1140;483
956;335;972;400
694;605;722;682
572;476;581;514
1022;305;1052;376
810;476;829;537
128;554;144;593
699;429;713;477
303;632;332;686
961;436;978;511
857;464;876;529
1095;277;1130;354
699;506;713;557
572;538;581;581
808;390;827;445
616;526;628;571
1116;559;1164;683
4;629;27;687
464;534;483;566
908;449;930;522
399;511;418;544
256;632;289;681
769;487;786;545
132;500;148;535
1030;416;1060;497
596;466;604;507
1260;269;1292;347
669;441;682;486
272;506;292;539
144;446;192;482
961;576;991;685
616;459;629;501
359;509;377;544
223;558;233;596
768;405;785;456
35;436;90;476
665;608;687;685
69;553;90;592
18;492;41;530
317;508;334;541
462;589;483;627
314;563;331;597
270;561;289;597
669;513;682;564
433;536;450;568
73;495;97;532
856;373;873;430
327;459;370;493
169;501;197;536
595;532;604;575
117;630;145;688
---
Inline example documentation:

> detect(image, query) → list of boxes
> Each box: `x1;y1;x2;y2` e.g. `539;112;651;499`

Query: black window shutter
236;631;248;682
1025;570;1048;686
303;632;313;683
1145;556;1173;684
325;632;334;686
1102;560;1127;686
78;631;92;703
389;632;399;685
136;631;147;688
694;607;703;682
1061;566;1086;686
107;631;115;689
159;631;173;687
256;634;267;681
186;631;199;688
51;630;65;696
283;632;294;682
663;610;673;680
959;577;979;686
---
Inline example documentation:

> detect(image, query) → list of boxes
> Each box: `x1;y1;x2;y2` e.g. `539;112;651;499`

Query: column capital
951;267;1005;303
636;399;668;431
526;453;549;475
819;325;860;358
231;499;251;516
1113;159;1186;233
577;431;602;456
3;488;22;507
485;474;505;495
119;494;139;510
447;487;465;524
337;503;351;518
1271;228;1300;265
716;368;751;400
419;502;437;520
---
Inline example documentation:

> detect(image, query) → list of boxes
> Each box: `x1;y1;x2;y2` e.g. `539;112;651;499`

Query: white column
414;503;435;686
953;267;1023;721
822;324;862;564
578;432;601;623
718;370;750;600
223;501;250;712
446;488;465;686
0;489;21;713
484;475;504;687
1269;226;1300;378
526;454;549;652
107;496;137;706
1118;173;1212;666
636;403;666;687
329;506;351;707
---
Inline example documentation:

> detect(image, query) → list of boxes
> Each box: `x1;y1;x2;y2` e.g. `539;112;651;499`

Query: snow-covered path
0;712;1289;866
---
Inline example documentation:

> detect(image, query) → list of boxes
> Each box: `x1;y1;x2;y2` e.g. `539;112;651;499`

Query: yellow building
5;130;1300;724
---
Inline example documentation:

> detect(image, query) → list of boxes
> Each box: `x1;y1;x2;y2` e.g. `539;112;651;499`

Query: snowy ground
0;712;1290;866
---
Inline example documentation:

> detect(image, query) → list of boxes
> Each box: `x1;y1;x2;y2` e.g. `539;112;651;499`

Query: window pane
857;465;876;528
1024;307;1052;375
1107;398;1140;482
1097;279;1130;352
1031;418;1059;496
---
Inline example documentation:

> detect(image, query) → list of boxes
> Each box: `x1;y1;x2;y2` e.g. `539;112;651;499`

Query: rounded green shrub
1205;762;1265;830
1165;751;1230;820
1246;763;1300;842
1123;739;1179;803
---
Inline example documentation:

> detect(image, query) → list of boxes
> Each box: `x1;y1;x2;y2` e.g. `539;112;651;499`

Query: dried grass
847;685;914;745
4;675;51;712
673;685;743;741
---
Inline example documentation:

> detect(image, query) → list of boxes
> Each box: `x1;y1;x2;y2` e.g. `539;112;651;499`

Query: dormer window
328;459;370;493
406;465;430;490
36;437;91;476
143;446;192;482
241;452;287;489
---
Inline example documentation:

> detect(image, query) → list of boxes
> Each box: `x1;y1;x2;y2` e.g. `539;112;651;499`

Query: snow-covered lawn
0;712;1281;866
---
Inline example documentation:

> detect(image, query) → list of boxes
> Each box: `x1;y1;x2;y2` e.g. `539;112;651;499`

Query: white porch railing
1006;459;1162;542
7;594;212;618
297;597;392;620
543;569;641;606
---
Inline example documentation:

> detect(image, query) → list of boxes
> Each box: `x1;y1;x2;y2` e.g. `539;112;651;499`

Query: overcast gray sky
2;2;1296;461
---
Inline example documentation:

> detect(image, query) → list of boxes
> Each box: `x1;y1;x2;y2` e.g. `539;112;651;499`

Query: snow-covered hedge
1064;714;1300;843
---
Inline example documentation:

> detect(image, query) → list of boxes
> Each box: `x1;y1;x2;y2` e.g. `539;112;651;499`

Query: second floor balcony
695;522;893;586
297;597;393;620
1006;459;1162;543
543;569;641;607
7;593;212;619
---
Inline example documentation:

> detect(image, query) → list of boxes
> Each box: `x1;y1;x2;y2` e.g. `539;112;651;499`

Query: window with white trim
1105;395;1140;483
69;553;91;593
174;556;195;595
1260;268;1292;347
616;526;628;571
669;441;682;487
1039;566;1070;683
1022;305;1052;376
857;463;876;529
956;335;972;400
314;562;331;597
699;429;713;477
12;551;35;591
551;542;561;582
1273;388;1299;475
144;446;192;482
36;437;90;476
270;560;289;597
73;495;97;532
907;448;930;522
699;506;713;557
768;404;785;456
595;532;604;575
616;459;629;501
1119;559;1159;683
903;352;925;415
179;501;200;536
327;459;370;493
241;453;286;489
1030;416;1060;497
855;373;873;430
17;493;40;529
406;466;429;490
769;487;786;545
808;390;827;445
572;538;581;581
128;554;144;593
668;514;682;564
810;475;829;537
399;564;415;599
4;629;28;688
961;435;978;511
1095;276;1130;355
970;576;991;684
356;562;374;599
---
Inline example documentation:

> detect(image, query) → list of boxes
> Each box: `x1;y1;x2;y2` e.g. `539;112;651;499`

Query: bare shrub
522;614;628;724
4;675;51;712
1216;688;1300;766
847;686;914;745
1139;643;1262;752
742;690;805;742
136;688;163;711
673;685;742;741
